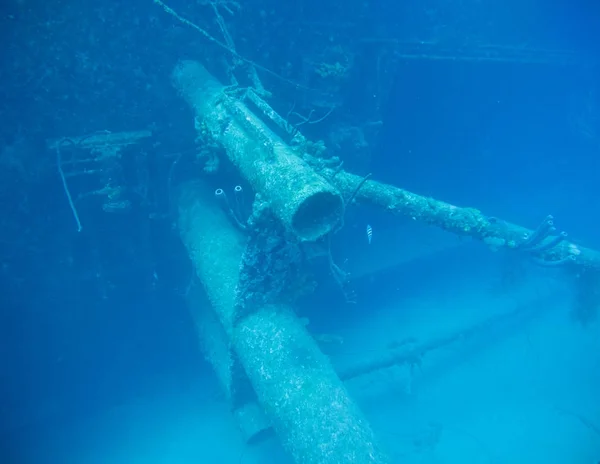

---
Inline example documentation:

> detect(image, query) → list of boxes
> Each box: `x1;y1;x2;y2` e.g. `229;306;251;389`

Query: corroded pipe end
215;188;229;208
289;188;345;241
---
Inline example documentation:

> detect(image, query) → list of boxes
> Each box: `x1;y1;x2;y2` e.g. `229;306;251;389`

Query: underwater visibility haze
1;0;599;463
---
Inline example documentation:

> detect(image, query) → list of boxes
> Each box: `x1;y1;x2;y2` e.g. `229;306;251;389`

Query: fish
366;224;373;245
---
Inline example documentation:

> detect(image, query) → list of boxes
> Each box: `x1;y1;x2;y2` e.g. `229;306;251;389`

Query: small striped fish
366;224;373;245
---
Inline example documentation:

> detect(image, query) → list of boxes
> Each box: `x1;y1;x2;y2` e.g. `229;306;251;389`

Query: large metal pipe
325;168;599;269
177;180;388;463
172;60;344;242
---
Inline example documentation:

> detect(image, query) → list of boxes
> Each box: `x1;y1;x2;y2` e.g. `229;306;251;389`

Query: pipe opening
291;190;344;241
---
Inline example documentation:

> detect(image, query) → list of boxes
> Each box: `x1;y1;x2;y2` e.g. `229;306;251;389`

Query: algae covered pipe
339;291;557;382
178;181;388;464
327;169;600;269
172;60;344;242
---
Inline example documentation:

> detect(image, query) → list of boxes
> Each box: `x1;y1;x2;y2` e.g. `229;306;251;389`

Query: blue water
1;0;599;463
